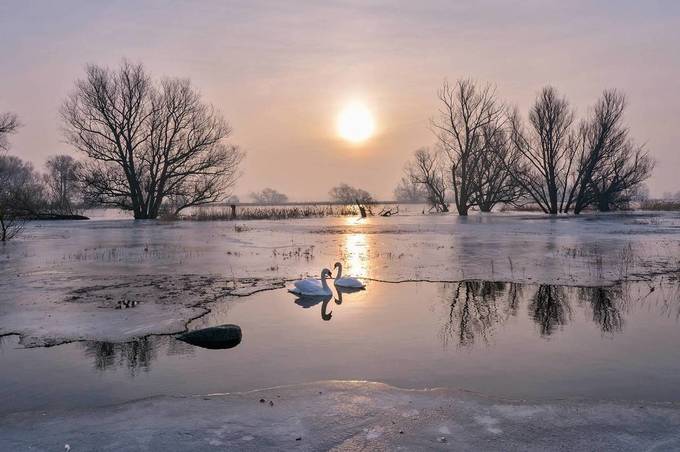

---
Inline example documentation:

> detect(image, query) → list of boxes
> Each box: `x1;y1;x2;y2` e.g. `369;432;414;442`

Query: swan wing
291;278;328;296
335;277;365;289
294;278;320;291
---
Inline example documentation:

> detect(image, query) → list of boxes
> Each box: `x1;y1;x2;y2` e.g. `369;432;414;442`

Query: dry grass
639;200;680;211
183;204;360;221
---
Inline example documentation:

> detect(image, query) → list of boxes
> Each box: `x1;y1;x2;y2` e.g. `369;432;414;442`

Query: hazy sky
1;0;679;200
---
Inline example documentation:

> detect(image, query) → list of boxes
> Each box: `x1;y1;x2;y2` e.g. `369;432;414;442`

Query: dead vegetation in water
184;205;360;221
639;200;680;211
272;246;315;261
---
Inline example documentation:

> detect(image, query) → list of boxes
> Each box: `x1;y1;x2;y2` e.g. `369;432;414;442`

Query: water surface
2;279;680;414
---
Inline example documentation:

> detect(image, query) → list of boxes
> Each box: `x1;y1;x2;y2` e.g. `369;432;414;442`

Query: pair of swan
288;262;365;297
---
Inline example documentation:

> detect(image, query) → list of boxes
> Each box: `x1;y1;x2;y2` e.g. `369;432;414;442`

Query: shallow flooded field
2;211;680;418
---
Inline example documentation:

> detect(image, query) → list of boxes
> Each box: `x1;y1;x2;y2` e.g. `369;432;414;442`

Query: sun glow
337;102;375;143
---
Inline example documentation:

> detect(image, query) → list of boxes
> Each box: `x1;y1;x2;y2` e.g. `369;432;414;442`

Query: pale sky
1;0;679;200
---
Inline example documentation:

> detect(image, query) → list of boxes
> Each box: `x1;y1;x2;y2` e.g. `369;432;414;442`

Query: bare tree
568;91;653;212
506;87;653;214
393;175;427;203
61;61;244;219
250;187;289;204
591;146;653;211
472;123;524;212
405;147;449;212
0;155;44;241
431;80;504;215
44;154;82;214
0;112;20;152
328;183;374;204
507;87;576;214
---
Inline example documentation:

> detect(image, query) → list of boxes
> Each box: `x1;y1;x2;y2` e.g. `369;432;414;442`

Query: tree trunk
598;194;612;212
356;200;367;218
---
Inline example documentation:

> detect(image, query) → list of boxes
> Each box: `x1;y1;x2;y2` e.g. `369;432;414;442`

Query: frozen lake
2;211;680;417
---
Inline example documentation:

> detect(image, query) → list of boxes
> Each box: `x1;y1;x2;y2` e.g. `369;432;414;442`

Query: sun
337;102;375;143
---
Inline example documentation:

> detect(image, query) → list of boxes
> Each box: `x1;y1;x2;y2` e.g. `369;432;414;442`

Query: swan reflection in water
293;293;334;321
293;285;365;321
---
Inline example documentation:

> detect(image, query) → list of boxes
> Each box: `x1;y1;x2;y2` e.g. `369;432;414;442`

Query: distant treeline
0;153;86;241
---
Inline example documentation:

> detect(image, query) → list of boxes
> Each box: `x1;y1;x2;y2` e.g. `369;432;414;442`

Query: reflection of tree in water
529;285;571;336
440;281;520;348
439;279;680;344
81;337;185;375
579;286;623;334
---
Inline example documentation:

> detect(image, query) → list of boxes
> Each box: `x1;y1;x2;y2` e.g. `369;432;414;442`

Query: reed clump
639;200;680;211
184;204;360;221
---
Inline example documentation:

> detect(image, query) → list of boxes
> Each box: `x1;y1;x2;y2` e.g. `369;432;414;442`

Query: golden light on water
336;101;375;143
343;233;370;279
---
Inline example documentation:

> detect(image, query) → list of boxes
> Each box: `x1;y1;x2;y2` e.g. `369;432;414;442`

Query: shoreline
2;380;679;451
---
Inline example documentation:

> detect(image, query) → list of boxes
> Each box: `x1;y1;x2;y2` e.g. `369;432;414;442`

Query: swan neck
336;263;343;279
321;272;329;290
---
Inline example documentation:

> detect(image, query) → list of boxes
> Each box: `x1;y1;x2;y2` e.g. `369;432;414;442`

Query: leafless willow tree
472;124;524;212
44;154;82;214
431;80;505;215
61;61;244;219
405;147;449;212
568;91;653;213
507;87;576;214
0;112;20;152
506;87;652;214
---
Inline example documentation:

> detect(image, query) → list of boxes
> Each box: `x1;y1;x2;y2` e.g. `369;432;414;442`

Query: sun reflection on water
342;233;369;279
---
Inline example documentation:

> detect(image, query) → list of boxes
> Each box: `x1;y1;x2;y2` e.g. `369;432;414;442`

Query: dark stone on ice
176;324;242;349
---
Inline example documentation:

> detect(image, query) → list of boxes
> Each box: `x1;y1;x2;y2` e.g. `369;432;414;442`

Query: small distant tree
61;61;244;219
405;148;449;212
629;184;650;203
0;112;20;151
0;155;44;241
329;183;374;204
393;175;427;202
44;154;82;214
250;187;288;204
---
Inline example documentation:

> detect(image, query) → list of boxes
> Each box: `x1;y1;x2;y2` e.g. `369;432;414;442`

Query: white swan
289;268;333;297
333;262;366;289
